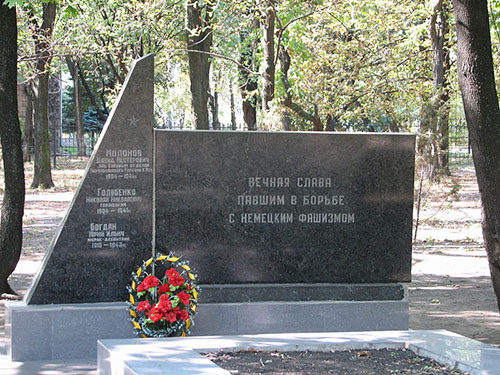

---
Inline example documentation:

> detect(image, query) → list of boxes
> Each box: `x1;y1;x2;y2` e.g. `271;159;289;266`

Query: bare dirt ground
410;165;500;346
205;348;465;375
0;159;499;354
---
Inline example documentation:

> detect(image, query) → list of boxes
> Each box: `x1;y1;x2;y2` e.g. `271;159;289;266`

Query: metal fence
45;120;473;166
448;119;471;164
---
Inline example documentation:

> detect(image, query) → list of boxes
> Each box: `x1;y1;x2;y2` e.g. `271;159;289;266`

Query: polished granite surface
26;55;154;305
156;131;415;285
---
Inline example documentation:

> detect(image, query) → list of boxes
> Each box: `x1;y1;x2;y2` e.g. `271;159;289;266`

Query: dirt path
410;166;500;346
1;162;499;350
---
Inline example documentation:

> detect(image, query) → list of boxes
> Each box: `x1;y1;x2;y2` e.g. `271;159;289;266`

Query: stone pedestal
6;283;407;361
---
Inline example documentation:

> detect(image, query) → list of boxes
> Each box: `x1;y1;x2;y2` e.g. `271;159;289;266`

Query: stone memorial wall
155;131;415;285
10;55;415;361
25;53;415;306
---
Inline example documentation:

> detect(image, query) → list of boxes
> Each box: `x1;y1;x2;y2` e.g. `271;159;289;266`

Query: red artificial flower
150;313;163;323
137;300;151;312
177;291;191;305
137;275;160;292
165;268;178;278
165;268;185;286
158;284;171;294
164;311;177;323
170;274;185;287
149;305;160;314
177;309;189;321
158;294;172;313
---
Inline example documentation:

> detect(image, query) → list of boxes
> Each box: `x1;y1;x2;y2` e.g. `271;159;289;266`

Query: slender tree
261;0;275;112
419;0;451;179
453;0;500;311
239;18;260;131
66;56;86;156
279;46;323;130
23;82;34;162
0;1;26;297
186;0;215;129
30;2;56;188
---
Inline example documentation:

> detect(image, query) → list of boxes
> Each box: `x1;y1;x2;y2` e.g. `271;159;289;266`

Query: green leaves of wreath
127;252;200;338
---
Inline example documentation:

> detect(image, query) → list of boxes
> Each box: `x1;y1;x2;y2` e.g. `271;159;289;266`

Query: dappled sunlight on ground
410;165;500;347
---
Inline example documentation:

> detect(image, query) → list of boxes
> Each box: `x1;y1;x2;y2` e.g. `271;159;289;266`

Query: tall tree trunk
239;19;259;131
66;56;86;156
431;0;451;175
23;83;34;162
186;0;214;130
0;3;25;297
48;74;61;159
230;82;237;130
31;3;56;188
77;62;107;123
453;0;500;312
209;89;219;130
280;47;323;130
418;0;451;180
261;0;275;112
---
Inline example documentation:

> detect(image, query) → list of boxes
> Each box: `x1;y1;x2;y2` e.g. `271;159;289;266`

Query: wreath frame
127;252;199;338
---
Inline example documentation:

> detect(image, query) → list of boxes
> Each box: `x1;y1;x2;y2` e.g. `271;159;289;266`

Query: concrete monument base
97;330;500;375
7;284;408;361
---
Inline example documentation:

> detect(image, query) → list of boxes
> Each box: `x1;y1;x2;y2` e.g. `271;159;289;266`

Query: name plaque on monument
26;56;154;305
155;130;415;284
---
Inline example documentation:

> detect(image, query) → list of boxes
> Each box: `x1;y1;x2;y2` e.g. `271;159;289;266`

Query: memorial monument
7;54;416;361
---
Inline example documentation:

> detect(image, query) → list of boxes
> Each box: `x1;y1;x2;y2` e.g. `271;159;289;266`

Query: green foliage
3;0;24;8
12;0;475;134
274;0;434;130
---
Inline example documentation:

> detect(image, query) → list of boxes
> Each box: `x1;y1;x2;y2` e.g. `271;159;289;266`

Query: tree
418;0;452;179
279;46;322;130
29;2;56;188
239;17;260;131
453;0;500;312
23;82;34;162
186;0;215;129
432;0;451;174
0;1;26;297
261;0;275;111
65;56;86;156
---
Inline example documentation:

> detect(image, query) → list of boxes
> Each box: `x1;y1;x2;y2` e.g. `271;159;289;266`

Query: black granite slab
26;55;154;304
199;284;406;303
155;130;415;285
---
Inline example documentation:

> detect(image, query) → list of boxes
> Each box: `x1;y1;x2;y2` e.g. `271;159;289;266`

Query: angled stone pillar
26;54;154;305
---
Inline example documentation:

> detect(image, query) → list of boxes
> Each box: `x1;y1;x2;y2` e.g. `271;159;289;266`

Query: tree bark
23;83;34;162
431;0;451;174
261;0;275;112
279;47;323;130
239;19;259;131
31;3;56;188
453;0;500;312
66;56;86;156
77;62;107;123
186;0;214;130
0;3;25;297
209;90;219;130
418;0;451;180
230;83;237;130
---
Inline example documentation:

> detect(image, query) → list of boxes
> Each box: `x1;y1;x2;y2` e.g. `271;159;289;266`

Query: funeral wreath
127;252;199;337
